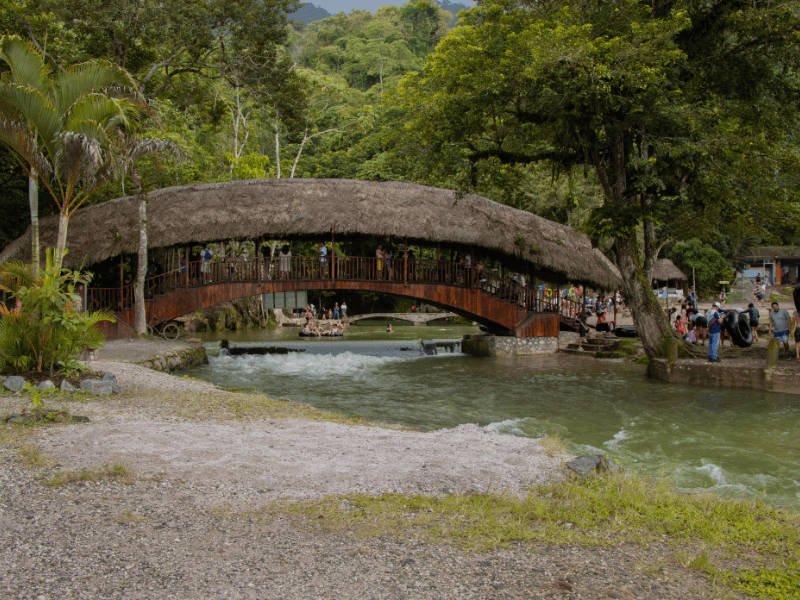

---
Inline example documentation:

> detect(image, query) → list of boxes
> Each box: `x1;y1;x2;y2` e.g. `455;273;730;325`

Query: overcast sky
311;0;474;15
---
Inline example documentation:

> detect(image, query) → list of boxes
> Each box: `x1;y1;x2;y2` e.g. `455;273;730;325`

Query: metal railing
88;256;579;315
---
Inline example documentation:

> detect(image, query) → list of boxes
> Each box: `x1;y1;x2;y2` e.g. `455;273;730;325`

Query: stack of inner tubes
722;310;752;348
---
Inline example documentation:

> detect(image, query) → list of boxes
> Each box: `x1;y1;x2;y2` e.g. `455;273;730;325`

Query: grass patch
234;474;799;599
595;339;641;359
538;432;568;456
116;510;148;525
45;460;133;486
18;443;53;468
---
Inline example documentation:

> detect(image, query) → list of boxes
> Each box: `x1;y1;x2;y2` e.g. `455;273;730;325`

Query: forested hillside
1;0;798;305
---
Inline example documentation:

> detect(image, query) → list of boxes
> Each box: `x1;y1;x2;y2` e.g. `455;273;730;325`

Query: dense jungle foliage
0;0;798;301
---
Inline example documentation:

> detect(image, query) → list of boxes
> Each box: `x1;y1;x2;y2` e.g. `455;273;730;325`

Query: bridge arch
106;277;560;339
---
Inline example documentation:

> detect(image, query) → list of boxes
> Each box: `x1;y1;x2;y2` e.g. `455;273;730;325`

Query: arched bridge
94;255;562;338
347;312;457;326
1;178;621;339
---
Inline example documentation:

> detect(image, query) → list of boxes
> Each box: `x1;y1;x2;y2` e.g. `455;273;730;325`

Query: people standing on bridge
375;245;385;279
201;247;213;283
318;242;328;278
333;303;340;319
460;253;473;287
383;250;394;281
279;244;291;280
475;259;485;289
341;301;347;317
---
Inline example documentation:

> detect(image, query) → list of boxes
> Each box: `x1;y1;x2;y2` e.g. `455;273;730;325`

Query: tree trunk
274;111;281;178
28;172;40;275
53;212;69;273
132;168;148;336
615;234;674;357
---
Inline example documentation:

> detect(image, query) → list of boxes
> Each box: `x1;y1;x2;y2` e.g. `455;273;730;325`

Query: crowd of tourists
300;302;347;337
662;287;800;362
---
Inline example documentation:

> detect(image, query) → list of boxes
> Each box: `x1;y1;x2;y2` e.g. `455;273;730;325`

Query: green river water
185;323;800;510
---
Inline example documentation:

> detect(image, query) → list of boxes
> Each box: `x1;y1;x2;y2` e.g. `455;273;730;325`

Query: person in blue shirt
706;301;725;362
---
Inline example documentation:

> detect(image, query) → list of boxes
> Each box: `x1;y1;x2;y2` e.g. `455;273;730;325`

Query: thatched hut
0;179;621;289
652;258;687;283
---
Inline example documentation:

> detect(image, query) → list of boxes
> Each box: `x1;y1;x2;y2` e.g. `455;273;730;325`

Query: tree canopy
390;0;800;354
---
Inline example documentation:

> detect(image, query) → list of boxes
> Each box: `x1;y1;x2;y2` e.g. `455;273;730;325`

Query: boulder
80;379;114;395
60;380;77;392
3;376;27;393
566;455;600;476
37;380;55;392
566;455;623;478
101;372;122;393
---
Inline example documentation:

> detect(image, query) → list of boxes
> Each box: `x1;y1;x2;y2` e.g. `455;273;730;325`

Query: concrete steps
560;335;619;357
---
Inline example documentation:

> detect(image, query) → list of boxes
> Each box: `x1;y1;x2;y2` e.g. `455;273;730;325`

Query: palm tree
0;35;143;272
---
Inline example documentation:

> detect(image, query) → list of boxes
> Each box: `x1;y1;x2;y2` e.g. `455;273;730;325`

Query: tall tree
116;135;185;336
392;0;800;357
0;35;143;271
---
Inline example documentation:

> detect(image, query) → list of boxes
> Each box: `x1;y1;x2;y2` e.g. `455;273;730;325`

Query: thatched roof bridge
1;179;620;288
2;179;622;338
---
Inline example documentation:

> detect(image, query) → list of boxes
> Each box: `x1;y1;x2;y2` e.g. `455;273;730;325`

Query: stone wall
648;357;800;396
558;332;580;349
136;346;208;373
462;334;558;357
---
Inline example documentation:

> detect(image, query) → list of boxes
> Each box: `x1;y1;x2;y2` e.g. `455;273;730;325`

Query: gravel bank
0;340;715;598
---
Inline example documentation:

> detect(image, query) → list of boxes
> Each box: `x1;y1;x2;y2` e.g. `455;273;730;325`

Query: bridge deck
90;256;578;338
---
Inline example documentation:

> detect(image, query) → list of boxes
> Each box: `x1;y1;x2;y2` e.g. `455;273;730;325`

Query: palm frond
53;132;108;188
54;60;137;114
0;119;53;177
0;84;61;153
0;36;50;92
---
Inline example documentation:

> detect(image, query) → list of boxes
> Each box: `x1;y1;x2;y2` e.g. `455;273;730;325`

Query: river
185;322;800;510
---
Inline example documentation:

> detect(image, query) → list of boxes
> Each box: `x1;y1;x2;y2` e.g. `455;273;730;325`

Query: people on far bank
769;301;794;360
706;302;725;363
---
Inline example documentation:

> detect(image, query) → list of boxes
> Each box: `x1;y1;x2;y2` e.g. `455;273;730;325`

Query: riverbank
1;339;797;599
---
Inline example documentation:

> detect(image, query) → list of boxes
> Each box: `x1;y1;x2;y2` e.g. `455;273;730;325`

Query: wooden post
582;285;586;318
184;247;189;288
331;232;335;282
119;253;124;308
404;239;408;285
256;240;262;283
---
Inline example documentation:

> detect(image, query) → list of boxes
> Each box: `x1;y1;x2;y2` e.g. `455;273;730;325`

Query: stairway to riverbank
560;334;620;357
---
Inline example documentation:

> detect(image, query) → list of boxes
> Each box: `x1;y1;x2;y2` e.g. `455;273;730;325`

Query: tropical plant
0;252;114;375
0;34;144;272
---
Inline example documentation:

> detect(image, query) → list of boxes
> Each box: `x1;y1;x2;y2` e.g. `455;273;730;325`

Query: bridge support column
462;334;559;357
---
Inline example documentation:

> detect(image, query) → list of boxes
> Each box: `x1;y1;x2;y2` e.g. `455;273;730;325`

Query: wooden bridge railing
87;256;581;316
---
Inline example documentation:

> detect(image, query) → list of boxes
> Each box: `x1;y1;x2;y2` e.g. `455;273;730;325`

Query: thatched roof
741;246;800;260
652;258;687;281
0;179;621;288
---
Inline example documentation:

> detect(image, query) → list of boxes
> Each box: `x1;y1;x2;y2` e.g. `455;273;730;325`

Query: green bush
0;253;114;375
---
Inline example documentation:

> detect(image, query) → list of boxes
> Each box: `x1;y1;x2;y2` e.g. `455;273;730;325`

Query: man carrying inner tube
707;302;725;363
768;301;794;360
